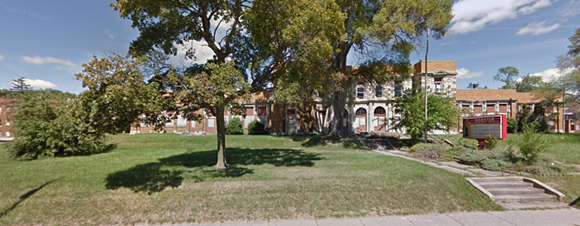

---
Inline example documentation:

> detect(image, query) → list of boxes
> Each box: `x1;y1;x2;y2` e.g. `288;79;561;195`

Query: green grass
0;134;501;225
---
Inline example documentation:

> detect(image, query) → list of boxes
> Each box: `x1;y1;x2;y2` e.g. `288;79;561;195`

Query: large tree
515;74;544;92
494;66;519;89
326;0;454;136
111;0;343;167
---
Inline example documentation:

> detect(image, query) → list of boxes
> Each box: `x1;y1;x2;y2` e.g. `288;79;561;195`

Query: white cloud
170;40;216;66
457;68;484;79
450;0;554;35
529;68;576;82
23;79;57;89
517;20;560;35
21;55;78;70
0;53;4;61
105;30;115;40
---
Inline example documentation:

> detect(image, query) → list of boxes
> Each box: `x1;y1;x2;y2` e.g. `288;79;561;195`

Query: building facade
0;98;15;138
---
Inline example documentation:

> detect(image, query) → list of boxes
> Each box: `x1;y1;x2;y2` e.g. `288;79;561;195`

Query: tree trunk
330;90;346;136
329;42;352;136
215;106;227;168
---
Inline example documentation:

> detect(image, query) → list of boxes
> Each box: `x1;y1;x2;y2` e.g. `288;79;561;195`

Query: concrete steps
467;177;565;207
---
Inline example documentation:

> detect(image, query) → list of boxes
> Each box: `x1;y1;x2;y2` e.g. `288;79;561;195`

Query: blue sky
1;0;579;93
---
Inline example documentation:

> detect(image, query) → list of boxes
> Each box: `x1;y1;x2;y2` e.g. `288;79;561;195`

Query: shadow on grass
0;178;61;219
291;134;365;149
105;148;322;194
570;196;580;207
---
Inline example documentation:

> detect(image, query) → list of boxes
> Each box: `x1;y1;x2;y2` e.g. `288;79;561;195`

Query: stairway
467;177;567;209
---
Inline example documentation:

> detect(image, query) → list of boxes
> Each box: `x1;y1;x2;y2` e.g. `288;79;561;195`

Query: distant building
0;98;15;138
455;89;565;133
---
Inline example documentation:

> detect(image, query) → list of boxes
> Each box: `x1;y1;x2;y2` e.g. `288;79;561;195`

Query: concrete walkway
158;208;580;226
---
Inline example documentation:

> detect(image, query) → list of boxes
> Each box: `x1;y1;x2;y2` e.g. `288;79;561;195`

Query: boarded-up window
177;115;187;127
246;107;254;116
258;107;267;116
208;118;215;127
487;105;495;114
474;105;482;114
499;104;507;113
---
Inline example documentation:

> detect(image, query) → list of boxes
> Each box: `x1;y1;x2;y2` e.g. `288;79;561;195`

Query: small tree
11;77;31;91
74;53;169;137
392;89;462;144
517;122;549;164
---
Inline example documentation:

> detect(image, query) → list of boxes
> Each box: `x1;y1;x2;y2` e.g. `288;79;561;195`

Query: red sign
463;115;507;140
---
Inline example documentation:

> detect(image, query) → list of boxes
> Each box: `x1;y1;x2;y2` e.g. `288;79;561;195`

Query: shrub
517;122;548;163
484;134;498;149
457;147;513;171
247;120;267;135
8;92;104;160
507;117;517;133
227;118;244;135
457;138;478;150
410;143;449;160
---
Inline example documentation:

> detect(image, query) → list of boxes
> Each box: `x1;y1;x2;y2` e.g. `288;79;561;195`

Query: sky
0;0;579;93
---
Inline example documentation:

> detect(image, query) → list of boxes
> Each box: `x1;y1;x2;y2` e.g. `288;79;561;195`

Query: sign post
462;115;507;149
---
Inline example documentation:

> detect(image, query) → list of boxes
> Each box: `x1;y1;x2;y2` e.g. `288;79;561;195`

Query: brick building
0;98;15;138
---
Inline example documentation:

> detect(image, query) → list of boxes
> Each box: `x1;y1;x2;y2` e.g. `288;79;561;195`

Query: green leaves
392;89;461;144
74;53;169;135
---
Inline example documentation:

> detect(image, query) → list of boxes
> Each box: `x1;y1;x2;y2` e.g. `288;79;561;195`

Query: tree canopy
494;66;519;89
393;89;461;144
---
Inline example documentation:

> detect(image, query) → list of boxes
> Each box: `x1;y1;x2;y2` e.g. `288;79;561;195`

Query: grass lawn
0;134;502;225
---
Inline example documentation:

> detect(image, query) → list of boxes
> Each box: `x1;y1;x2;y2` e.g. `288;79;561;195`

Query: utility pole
424;28;429;143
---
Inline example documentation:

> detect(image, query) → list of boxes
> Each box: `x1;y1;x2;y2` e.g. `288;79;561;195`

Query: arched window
355;108;367;116
374;107;385;115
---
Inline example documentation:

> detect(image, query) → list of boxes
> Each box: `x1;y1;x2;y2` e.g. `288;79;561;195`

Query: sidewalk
157;208;579;226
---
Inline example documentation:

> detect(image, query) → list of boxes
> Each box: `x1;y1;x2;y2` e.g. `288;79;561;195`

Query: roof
455;89;562;103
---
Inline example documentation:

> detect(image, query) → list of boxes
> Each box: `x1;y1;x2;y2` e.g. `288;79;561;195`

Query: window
394;82;402;97
356;83;364;99
258;107;267;116
374;107;385;115
375;85;383;97
176;115;187;127
6;120;10;126
434;77;442;93
355;108;367;116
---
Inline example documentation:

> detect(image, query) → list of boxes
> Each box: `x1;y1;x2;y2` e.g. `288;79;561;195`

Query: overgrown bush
227;118;244;135
247;120;267;135
507;117;517;133
517;122;549;163
8;92;105;160
457;138;478;150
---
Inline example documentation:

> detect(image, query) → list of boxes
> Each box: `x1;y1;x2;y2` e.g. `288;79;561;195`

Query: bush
410;143;449;160
227;118;244;135
247;120;267;135
517;122;549;163
484;134;498;149
8;92;104;160
457;147;514;171
507;117;517;133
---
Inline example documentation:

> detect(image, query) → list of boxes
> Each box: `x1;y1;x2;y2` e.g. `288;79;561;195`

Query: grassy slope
436;133;580;207
0;134;500;225
436;133;580;164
